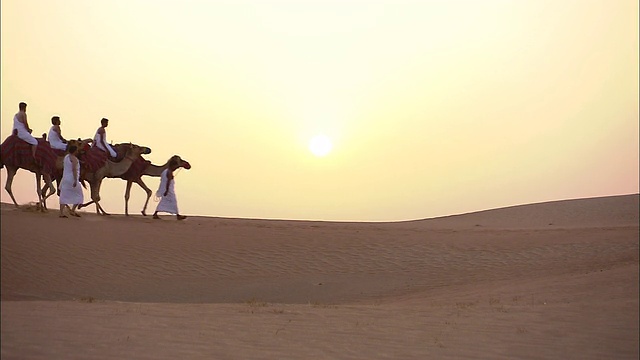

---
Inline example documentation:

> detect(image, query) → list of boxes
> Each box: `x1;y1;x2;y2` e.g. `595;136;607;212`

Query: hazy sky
1;0;638;221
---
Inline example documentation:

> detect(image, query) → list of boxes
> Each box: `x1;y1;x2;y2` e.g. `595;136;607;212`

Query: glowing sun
308;134;333;157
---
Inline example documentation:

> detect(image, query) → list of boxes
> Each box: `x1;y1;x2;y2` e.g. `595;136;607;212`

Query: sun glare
309;135;333;157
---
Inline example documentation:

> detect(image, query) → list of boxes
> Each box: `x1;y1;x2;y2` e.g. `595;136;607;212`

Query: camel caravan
1;103;191;216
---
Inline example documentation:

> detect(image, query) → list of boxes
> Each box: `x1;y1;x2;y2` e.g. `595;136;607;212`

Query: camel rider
93;117;117;158
47;116;68;151
13;102;38;158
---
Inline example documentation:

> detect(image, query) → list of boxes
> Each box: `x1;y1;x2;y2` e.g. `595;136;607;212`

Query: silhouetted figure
13;102;38;158
153;158;187;221
59;144;83;218
93;117;117;158
48;116;68;151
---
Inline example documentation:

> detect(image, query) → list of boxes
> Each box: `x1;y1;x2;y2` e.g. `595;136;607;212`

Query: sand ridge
1;194;638;359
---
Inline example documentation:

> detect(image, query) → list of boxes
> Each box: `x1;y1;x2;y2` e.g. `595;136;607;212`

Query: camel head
67;138;93;155
125;143;149;159
170;155;191;170
114;143;151;158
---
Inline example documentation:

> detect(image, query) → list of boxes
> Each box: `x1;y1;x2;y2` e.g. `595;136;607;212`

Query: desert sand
1;194;638;359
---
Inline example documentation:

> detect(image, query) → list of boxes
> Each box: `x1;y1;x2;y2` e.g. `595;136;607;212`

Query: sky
1;0;638;221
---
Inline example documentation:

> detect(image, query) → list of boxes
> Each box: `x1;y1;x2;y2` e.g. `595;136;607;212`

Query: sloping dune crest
399;194;639;229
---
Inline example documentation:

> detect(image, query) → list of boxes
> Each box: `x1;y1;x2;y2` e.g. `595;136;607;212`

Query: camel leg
41;175;56;211
43;174;55;211
77;174;94;210
34;173;45;212
4;166;20;207
37;173;47;210
136;178;153;216
48;177;55;196
78;184;95;210
78;181;100;214
97;181;110;215
91;181;101;215
97;202;110;215
92;179;110;216
37;173;54;212
78;200;95;210
124;180;133;216
40;177;48;207
45;178;60;201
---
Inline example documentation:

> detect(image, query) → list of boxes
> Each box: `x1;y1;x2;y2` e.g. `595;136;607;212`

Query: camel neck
144;162;169;177
107;155;136;177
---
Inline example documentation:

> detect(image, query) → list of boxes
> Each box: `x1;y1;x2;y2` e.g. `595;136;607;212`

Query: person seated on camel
13;102;38;158
92;117;117;159
47;116;68;151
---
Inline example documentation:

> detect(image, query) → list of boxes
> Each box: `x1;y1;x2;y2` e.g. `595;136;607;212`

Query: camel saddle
79;146;110;173
0;133;58;176
118;156;151;180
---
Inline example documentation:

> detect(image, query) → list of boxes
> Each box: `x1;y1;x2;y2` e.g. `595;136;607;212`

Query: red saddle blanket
79;144;150;178
80;146;109;173
0;134;58;176
111;143;151;180
118;156;151;181
52;149;66;157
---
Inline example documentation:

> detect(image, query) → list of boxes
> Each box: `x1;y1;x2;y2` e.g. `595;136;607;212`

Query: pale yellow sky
1;0;638;221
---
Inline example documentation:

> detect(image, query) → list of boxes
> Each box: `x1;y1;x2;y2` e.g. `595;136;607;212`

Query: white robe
13;113;38;146
59;154;84;205
155;169;179;214
48;126;67;151
93;128;116;157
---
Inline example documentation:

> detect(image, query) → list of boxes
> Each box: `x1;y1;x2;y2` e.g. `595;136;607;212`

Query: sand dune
1;194;638;359
398;194;640;229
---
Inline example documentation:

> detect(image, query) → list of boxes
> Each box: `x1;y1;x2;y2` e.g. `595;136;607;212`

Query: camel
77;142;190;215
118;154;191;216
1;157;54;211
39;138;94;210
1;132;59;210
77;143;149;215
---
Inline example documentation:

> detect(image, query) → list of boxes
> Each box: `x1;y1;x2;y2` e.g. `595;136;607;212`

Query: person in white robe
153;158;187;220
13;102;38;158
93;117;117;158
59;144;84;218
47;116;68;151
